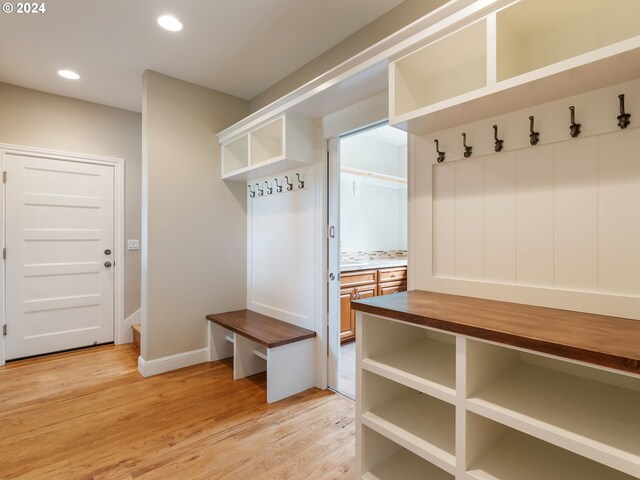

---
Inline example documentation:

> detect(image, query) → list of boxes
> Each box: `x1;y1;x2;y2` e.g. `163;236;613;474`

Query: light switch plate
127;239;140;251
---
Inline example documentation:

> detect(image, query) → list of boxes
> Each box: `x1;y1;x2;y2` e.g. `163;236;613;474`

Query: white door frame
0;143;125;366
327;138;341;390
327;119;391;392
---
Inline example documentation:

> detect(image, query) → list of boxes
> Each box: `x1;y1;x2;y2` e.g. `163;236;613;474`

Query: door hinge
3;324;6;336
2;247;5;260
2;171;6;183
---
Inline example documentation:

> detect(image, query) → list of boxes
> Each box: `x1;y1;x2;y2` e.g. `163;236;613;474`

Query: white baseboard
120;308;141;344
137;347;209;377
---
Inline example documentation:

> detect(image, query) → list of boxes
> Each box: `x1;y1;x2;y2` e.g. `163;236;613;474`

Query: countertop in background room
340;258;407;272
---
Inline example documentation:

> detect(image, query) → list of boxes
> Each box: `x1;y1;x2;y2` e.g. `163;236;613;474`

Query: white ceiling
0;0;404;112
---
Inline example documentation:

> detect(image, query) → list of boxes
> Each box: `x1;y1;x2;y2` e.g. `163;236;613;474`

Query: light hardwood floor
0;344;355;480
337;342;355;400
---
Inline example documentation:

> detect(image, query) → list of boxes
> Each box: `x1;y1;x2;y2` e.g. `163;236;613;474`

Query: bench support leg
234;335;266;380
267;338;315;403
209;323;234;362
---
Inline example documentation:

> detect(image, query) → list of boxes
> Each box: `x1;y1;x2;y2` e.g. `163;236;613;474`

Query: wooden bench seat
206;310;316;348
206;309;317;403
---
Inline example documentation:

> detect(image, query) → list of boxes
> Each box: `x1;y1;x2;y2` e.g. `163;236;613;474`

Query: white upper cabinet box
496;0;640;81
220;113;313;181
391;19;488;120
221;135;248;177
391;0;640;135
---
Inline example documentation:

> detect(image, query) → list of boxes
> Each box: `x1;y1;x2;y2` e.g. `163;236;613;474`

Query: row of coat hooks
248;173;305;198
434;93;632;163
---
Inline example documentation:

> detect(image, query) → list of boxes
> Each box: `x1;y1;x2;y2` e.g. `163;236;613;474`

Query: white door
4;153;115;360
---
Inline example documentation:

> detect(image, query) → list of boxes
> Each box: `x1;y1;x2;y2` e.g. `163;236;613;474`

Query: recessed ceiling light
157;15;182;32
58;69;80;80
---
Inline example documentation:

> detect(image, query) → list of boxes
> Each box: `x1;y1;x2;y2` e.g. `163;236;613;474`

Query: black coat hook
529;116;540;145
284;175;293;191
248;185;255;198
256;183;264;196
264;180;273;195
462;132;473;158
569;106;581;138
296;173;305;189
274;178;282;193
434;139;445;162
493;125;504;152
618;94;631;129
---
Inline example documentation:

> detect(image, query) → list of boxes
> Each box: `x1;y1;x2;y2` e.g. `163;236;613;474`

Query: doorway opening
328;123;408;399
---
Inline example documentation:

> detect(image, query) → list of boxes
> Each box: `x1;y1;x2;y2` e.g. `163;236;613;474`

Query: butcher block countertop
352;290;640;375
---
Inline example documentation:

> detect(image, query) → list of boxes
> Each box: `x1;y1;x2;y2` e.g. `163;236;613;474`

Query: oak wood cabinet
339;266;407;343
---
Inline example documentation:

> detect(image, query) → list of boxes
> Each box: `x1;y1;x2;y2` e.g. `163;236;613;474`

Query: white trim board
137;348;209;377
0;143;126;366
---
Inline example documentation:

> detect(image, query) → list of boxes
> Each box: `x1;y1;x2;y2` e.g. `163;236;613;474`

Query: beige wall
249;0;447;113
142;71;248;360
0;82;142;319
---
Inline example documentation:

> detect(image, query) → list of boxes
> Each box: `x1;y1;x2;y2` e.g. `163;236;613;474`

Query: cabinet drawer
340;269;377;288
378;267;407;283
378;281;407;296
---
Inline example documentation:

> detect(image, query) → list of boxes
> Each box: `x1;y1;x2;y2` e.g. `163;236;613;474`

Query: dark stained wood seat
206;309;316;349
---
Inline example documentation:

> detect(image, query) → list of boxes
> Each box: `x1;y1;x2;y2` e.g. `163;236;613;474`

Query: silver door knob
104;261;112;268
104;249;112;255
329;273;335;281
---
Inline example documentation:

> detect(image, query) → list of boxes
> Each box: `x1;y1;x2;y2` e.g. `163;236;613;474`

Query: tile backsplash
340;250;407;262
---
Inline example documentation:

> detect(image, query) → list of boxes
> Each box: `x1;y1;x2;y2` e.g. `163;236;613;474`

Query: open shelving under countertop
351;290;640;374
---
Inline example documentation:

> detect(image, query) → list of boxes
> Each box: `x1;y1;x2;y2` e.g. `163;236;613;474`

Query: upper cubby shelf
390;0;640;135
221;113;313;181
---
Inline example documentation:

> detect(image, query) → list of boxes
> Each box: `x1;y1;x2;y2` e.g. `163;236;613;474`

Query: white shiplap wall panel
483;152;517;283
598;128;640;296
554;137;598;292
248;166;316;330
433;163;456;277
455;158;484;280
515;145;554;287
413;79;640;318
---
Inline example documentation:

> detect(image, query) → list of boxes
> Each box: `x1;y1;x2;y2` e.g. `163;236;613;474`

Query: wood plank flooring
337;342;355;400
0;344;355;480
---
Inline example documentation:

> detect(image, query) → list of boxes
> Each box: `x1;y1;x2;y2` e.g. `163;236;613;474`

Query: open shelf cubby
496;0;640;81
249;116;284;166
221;136;249;176
361;426;454;480
466;340;640;477
361;370;456;473
466;413;637;480
220;113;313;181
361;314;455;403
392;19;487;119
390;0;640;135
